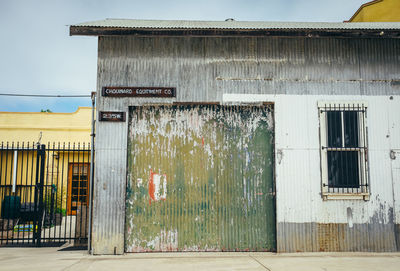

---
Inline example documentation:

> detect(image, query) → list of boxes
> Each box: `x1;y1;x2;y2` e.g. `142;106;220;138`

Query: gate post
33;144;46;246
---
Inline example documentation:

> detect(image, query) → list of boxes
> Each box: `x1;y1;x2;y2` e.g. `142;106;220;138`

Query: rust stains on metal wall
278;222;398;252
125;105;275;252
317;223;344;252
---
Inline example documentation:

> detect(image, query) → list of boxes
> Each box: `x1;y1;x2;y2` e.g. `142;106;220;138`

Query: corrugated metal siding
277;222;397;252
98;36;400;98
92;148;126;254
94;35;400;253
224;94;399;252
393;150;400;250
92;97;128;254
125;105;275;252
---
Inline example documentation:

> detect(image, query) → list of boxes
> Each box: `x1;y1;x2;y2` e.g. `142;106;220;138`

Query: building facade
0;107;92;144
71;20;400;254
0;107;92;245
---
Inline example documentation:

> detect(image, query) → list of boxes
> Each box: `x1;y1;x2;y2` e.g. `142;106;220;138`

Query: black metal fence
0;142;91;246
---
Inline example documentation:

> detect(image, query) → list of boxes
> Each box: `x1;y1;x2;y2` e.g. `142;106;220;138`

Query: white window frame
318;101;369;201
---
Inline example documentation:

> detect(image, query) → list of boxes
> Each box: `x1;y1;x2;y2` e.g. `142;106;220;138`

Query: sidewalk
0;246;399;271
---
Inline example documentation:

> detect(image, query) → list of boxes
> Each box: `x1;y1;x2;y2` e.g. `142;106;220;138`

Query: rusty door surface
125;105;275;252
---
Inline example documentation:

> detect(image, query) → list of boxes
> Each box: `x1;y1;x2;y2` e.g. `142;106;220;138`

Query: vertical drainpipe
88;91;96;254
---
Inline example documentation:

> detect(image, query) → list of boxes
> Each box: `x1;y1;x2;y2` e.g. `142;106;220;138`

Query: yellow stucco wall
0;107;92;144
0;107;93;216
349;0;400;22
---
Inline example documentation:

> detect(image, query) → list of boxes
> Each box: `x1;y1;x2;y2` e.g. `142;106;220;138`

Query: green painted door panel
125;105;275;252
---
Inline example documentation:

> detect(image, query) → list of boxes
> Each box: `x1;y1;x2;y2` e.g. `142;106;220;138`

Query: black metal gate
0;142;91;247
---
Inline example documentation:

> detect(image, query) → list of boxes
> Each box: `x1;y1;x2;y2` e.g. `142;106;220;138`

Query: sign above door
102;87;176;98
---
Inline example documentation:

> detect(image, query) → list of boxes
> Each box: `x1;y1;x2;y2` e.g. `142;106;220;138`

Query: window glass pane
79;188;87;196
327;111;342;147
344;111;359;147
83;165;88;175
73;165;79;175
327;151;360;188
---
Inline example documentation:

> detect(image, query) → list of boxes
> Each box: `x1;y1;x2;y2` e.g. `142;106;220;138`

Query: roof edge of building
0;106;92;115
69;19;400;38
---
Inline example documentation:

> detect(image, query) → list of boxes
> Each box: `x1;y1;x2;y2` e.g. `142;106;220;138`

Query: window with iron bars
318;102;369;200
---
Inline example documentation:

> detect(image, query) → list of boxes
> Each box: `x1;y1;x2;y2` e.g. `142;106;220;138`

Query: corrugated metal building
70;19;400;254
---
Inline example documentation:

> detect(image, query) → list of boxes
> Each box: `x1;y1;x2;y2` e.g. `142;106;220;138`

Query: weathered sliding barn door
125;105;275;252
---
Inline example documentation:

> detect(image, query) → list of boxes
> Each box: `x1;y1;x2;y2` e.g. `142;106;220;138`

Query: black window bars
319;103;369;196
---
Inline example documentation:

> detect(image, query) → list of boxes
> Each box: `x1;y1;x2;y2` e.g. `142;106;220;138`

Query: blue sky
0;0;367;113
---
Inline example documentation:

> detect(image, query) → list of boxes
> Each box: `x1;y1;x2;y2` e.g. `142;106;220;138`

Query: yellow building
0;107;92;144
348;0;400;22
0;107;93;238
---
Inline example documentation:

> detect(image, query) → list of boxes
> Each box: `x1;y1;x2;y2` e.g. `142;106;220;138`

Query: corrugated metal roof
72;19;400;30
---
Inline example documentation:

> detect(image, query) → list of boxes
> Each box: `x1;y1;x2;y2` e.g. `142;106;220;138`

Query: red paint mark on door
148;170;167;205
149;170;156;205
